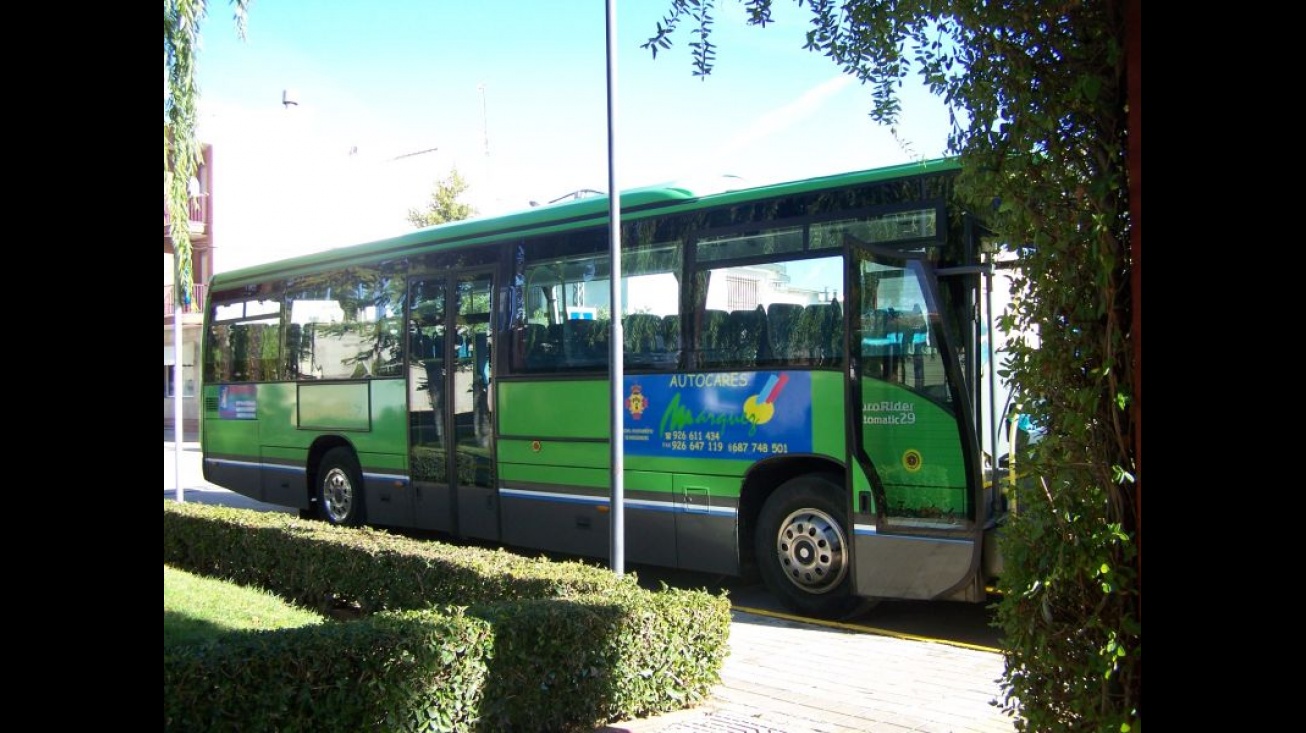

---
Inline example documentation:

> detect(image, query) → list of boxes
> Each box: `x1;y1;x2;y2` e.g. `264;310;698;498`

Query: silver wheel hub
323;467;354;521
774;508;848;594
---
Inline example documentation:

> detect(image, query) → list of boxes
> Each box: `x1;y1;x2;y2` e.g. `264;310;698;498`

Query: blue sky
195;1;952;272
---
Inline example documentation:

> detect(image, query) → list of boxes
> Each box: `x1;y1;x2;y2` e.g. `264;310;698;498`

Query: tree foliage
406;168;477;229
164;0;249;306
644;2;1138;730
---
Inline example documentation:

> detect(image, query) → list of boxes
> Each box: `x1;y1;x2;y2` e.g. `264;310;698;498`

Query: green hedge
164;608;492;732
163;501;731;732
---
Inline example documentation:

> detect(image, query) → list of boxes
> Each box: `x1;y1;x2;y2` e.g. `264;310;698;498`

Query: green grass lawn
163;565;325;648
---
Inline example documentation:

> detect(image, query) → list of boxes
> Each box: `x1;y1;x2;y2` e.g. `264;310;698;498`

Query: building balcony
163;194;209;239
163;283;208;317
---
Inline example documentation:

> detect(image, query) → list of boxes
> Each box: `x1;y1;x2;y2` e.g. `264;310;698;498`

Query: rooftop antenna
479;82;499;211
282;89;298;108
389;147;439;161
478;83;489;156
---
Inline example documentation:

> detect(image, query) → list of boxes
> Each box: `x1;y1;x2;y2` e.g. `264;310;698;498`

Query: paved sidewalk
600;610;1016;733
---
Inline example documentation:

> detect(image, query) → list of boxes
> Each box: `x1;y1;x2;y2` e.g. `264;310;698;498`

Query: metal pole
985;254;998;492
605;0;624;576
173;296;185;502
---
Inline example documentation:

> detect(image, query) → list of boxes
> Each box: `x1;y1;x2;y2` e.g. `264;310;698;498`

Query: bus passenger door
451;271;497;540
407;272;498;538
847;244;980;600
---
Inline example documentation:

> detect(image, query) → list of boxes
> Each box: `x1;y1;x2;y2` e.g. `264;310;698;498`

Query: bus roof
209;156;960;289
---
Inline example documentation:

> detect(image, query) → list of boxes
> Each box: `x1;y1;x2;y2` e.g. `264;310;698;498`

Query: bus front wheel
755;474;859;619
317;447;365;527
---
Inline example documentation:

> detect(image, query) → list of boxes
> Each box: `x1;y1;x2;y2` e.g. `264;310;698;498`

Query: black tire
317;447;365;527
754;474;860;619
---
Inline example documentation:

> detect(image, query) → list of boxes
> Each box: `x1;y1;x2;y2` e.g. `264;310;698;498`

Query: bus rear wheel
317;447;365;527
755;474;859;619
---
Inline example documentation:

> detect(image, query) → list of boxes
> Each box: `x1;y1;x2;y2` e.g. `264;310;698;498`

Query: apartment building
164;142;214;437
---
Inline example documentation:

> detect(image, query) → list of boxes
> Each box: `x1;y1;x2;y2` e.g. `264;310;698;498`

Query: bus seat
286;323;303;377
796;299;843;366
563;319;607;367
827;298;844;366
699;309;730;366
524;323;554;368
562;319;592;365
662;314;681;368
592;318;611;359
229;323;251;381
662;314;681;351
766;303;804;363
624;313;664;365
797;302;840;366
752;304;774;364
726;307;766;367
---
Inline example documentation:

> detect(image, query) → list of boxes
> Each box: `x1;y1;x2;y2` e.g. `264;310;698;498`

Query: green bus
200;157;1022;618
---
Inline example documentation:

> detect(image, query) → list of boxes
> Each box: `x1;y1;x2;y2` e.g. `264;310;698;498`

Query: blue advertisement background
622;371;812;459
218;384;258;420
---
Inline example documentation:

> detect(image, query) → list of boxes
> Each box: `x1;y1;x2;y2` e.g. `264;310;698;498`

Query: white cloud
712;74;855;163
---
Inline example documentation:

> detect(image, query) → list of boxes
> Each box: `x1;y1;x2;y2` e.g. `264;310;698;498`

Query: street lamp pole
605;0;625;577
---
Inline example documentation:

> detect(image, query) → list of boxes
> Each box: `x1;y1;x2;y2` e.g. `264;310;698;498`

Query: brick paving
599;610;1017;733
